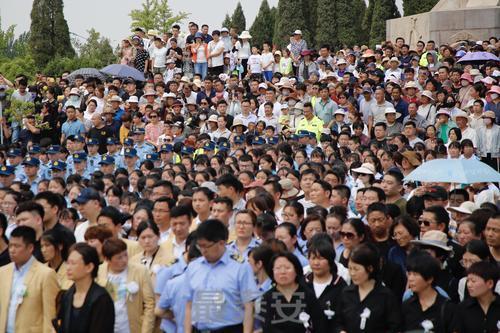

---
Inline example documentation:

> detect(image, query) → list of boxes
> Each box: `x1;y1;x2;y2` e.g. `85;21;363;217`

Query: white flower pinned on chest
324;300;335;319
299;311;311;329
126;281;139;301
359;307;371;330
16;285;28;306
421;319;434;333
151;264;161;275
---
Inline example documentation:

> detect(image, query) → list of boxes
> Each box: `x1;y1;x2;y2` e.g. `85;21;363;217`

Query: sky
1;0;279;46
1;0;404;47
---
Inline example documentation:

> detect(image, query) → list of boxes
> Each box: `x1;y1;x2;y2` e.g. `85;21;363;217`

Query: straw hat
352;163;376;175
447;201;477;215
411;230;452;251
401;151;422;167
279;178;300;199
238;31;252;39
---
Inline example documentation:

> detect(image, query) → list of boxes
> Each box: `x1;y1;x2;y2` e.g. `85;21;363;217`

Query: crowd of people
0;20;499;333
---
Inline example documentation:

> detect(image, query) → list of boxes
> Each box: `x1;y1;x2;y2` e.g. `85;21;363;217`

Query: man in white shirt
211;115;231;141
257;87;281;117
73;188;103;242
454;110;478;147
151;37;168;74
208;30;225;76
234;99;257;126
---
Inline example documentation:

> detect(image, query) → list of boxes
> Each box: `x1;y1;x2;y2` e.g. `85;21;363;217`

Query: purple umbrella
457;51;499;64
100;64;145;81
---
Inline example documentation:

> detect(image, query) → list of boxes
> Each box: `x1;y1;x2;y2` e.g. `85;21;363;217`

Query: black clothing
306;275;347;332
336;282;401;333
374;238;396;260
452;293;500;333
262;283;326;333
33;239;44;262
88;125;114;154
0;247;10;267
53;282;115;333
167;47;183;68
402;292;455;333
381;259;407;300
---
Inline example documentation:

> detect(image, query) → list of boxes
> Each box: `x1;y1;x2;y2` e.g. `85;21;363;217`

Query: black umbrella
67;68;107;83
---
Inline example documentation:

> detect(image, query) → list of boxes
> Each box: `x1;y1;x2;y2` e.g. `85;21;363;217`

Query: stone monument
386;0;500;47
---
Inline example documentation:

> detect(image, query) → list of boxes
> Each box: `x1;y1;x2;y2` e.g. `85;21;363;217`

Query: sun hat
352;163;376;175
447;201;477;215
238;31;252;39
411;230;452;251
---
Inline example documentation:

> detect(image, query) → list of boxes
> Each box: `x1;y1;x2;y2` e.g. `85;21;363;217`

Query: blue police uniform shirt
155;256;188;295
14;164;26;182
108;152;125;169
293;247;309;267
65;150;85;174
87;153;101;173
134;142;156;161
226;238;261;261
185;249;258;330
158;270;189;333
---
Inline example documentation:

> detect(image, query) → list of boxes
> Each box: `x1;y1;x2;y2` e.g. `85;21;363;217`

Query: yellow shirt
296;116;324;140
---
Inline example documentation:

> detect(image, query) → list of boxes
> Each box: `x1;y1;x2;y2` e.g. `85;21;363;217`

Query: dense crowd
0;21;499;333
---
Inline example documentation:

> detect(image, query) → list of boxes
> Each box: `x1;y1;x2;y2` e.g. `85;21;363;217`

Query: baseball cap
181;146;194;155
7;148;22;157
0;165;15;176
99;155;115;165
133;128;146;135
422;186;448;201
124;148;138;157
73;188;101;205
252;137;265;145
203;141;216;151
50;161;67;171
22;157;40;167
123;138;134;147
87;138;99;146
218;141;230;151
47;145;61;154
73;153;88;163
233;135;245;144
159;144;173;153
28;145;42;154
267;136;279;145
145;153;159;161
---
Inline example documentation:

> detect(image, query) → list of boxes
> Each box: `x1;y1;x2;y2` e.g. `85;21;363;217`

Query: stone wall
386;6;500;48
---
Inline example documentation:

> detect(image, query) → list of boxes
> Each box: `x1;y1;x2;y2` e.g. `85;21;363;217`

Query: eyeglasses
152;208;170;214
340;231;356;239
235;221;254;227
150;115;158;118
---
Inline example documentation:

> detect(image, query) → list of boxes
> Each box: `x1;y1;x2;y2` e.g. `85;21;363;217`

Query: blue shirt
134;142;156;161
158;271;189;333
185;249;258;330
61;119;85;138
7;256;35;333
293;247;309;267
226;238;261;261
155;256;188;295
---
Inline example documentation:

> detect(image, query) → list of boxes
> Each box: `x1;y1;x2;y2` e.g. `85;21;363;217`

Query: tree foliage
129;0;189;32
29;0;74;67
369;0;400;47
337;0;367;48
249;0;275;48
221;14;232;29
273;0;308;48
315;0;337;49
77;29;117;68
303;0;317;44
403;0;438;16
231;2;247;34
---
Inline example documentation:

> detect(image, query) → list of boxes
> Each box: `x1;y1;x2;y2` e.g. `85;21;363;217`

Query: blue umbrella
457;51;499;64
100;64;145;81
67;68;107;83
405;159;500;184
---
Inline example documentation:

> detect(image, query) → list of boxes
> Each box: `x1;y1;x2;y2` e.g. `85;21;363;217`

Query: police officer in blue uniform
184;219;258;333
133;127;156;161
28;145;50;180
6;148;26;181
159;144;179;167
20;156;44;194
0;165;16;188
49;160;67;180
45;145;61;179
66;134;87;175
86;138;101;174
123;148;140;174
99;155;116;175
105;137;125;169
144;152;161;168
72;152;91;180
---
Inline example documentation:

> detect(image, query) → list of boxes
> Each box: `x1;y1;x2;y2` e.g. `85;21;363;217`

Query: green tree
273;0;308;48
231;2;246;34
221;14;232;29
77;29;117;68
249;0;275;48
369;0;400;47
403;0;438;16
129;0;189;32
337;0;367;48
303;0;317;45
315;0;337;49
362;0;374;43
29;0;75;67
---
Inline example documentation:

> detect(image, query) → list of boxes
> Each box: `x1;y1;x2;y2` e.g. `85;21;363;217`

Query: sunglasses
418;220;433;227
340;231;356;239
150;115;158;118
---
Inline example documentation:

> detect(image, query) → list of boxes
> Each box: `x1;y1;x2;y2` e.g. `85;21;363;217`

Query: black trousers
481;154;499;172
